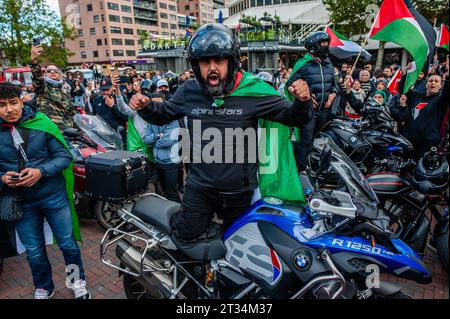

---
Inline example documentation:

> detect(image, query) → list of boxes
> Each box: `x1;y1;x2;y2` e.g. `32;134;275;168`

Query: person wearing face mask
390;72;449;158
128;24;312;241
29;45;75;131
285;31;340;173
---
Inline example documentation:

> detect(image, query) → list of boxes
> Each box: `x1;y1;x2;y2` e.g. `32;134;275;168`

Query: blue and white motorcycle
100;137;431;299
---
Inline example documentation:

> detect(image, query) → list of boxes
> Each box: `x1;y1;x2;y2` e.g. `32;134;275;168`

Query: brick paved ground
0;217;448;299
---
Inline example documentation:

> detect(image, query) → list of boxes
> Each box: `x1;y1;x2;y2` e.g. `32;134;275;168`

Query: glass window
123;17;132;23
80;41;85;48
121;5;132;12
160;13;168;19
113;50;124;57
107;2;119;10
112;38;123;45
123;28;133;35
93;51;99;58
90;28;96;35
110;26;122;34
125;39;135;45
81;52;87;59
109;15;120;22
160;2;167;9
97;39;102;46
126;50;136;56
93;15;99;23
87;4;93;11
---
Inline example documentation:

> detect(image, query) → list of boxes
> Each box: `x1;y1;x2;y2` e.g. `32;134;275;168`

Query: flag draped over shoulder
19;112;81;241
369;0;436;93
215;72;306;204
325;27;372;60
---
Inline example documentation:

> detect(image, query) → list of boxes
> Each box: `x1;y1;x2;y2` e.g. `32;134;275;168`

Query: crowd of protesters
0;27;448;299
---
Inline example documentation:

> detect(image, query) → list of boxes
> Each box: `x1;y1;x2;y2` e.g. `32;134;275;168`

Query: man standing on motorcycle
285;31;340;173
129;24;312;241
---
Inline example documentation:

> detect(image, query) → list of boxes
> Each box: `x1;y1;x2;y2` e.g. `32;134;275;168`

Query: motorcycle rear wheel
94;200;118;230
123;273;155;299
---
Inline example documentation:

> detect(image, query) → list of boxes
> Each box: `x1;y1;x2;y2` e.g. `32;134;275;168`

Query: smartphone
32;38;41;46
10;175;20;181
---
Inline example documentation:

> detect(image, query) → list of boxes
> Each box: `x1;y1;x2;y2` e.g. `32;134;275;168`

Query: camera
32;38;41;46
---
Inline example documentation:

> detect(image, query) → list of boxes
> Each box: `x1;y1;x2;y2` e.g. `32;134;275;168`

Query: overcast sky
46;0;60;16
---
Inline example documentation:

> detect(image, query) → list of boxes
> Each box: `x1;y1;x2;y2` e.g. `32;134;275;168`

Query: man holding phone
30;45;75;131
0;83;91;299
92;77;128;146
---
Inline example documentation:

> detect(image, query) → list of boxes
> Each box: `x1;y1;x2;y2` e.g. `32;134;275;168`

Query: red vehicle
0;67;33;86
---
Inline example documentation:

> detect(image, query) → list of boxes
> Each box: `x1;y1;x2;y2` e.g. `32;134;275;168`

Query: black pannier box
85;151;149;201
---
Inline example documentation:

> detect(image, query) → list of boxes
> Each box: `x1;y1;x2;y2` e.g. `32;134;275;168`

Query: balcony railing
133;0;157;11
134;11;158;21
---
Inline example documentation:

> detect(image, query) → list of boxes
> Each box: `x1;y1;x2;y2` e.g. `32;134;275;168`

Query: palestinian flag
369;0;436;93
388;68;402;94
437;23;449;51
325;27;372;60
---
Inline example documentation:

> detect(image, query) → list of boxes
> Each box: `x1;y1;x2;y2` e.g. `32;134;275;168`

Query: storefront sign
142;38;190;52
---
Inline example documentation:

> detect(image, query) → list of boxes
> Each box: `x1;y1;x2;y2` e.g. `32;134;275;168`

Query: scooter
64;113;124;229
99;137;430;299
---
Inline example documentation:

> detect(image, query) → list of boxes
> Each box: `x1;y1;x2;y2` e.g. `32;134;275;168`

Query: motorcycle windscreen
74;114;123;150
313;137;378;204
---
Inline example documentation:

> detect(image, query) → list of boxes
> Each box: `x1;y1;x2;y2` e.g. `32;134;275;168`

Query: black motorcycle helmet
187;23;240;94
412;148;449;195
304;31;331;59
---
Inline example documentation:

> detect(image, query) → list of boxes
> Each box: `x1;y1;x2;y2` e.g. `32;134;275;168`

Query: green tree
322;0;379;37
411;0;449;25
0;0;75;67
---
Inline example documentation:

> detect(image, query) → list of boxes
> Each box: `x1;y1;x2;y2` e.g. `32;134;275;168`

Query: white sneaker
72;279;92;299
34;288;55;299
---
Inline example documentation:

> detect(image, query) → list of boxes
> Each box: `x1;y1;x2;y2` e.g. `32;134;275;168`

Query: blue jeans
15;190;85;291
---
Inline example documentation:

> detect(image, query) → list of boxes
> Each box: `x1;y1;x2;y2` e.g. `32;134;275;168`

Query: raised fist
288;79;311;102
129;93;150;111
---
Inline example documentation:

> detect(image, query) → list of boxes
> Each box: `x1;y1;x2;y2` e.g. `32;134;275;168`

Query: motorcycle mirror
318;145;332;175
64;128;81;138
117;126;125;134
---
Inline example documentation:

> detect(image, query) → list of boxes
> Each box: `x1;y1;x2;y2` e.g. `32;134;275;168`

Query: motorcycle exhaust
115;239;175;299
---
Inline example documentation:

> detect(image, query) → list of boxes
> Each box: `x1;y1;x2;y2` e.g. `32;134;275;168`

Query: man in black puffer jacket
286;31;340;172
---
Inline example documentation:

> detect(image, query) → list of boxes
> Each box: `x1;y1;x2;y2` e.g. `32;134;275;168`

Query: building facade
59;0;188;66
177;0;215;25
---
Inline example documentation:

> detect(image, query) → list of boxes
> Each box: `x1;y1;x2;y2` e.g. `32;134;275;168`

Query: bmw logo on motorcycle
295;254;311;270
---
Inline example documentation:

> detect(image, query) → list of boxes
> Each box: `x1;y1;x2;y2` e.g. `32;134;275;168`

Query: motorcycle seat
131;195;181;235
172;223;227;261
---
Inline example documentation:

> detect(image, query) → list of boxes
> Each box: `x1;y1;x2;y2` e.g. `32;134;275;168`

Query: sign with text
142;38;190;52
